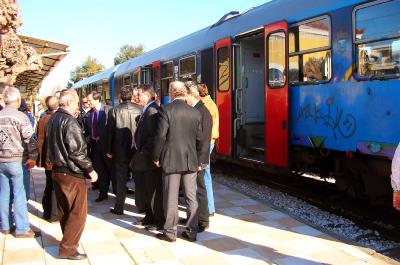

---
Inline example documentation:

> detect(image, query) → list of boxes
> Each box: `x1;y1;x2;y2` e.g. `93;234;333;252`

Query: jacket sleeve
84;111;91;138
392;142;400;192
106;109;116;155
198;110;212;165
141;107;159;155
65;119;94;173
195;114;203;167
152;106;169;162
20;115;38;161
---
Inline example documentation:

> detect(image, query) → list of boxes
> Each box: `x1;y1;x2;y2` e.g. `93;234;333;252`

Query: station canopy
14;35;69;97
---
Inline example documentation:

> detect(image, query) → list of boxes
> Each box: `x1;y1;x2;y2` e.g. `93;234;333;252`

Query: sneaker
15;229;41;238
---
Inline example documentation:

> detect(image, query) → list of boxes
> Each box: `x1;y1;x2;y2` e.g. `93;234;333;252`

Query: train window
123;74;131;86
217;47;230;92
289;16;331;83
267;31;286;88
354;0;400;79
161;62;174;79
179;56;196;80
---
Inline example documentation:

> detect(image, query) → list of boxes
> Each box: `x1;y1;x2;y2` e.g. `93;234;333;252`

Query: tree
70;56;105;83
114;44;144;65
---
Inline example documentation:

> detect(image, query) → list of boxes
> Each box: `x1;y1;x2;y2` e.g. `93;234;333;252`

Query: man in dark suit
153;81;204;242
85;91;114;202
131;85;164;229
185;82;212;232
106;86;141;214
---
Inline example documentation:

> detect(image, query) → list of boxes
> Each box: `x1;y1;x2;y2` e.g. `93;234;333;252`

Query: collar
143;100;154;113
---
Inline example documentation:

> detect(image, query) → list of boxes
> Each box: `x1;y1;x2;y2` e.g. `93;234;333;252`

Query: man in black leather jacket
47;89;98;260
106;85;142;215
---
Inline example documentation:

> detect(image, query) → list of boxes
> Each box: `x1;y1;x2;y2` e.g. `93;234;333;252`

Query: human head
197;83;209;97
184;81;200;106
138;84;155;107
131;87;140;104
0;82;11;107
45;96;59;112
168;81;187;101
3;86;21;108
81;97;89;110
54;91;61;99
120;85;133;102
87;91;101;109
59;89;80;115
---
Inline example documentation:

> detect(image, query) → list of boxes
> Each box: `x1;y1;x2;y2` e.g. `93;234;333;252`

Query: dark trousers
133;170;146;212
52;172;87;256
91;142;115;197
42;170;54;219
113;160;130;212
139;169;164;227
163;171;198;240
197;169;209;227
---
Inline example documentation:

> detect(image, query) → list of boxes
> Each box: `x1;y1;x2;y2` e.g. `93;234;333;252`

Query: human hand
393;191;400;211
89;171;98;183
25;159;35;169
106;153;113;159
154;161;160;168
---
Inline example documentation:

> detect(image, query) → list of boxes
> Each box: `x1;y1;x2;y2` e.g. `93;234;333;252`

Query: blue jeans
204;143;215;214
0;161;30;234
22;163;30;200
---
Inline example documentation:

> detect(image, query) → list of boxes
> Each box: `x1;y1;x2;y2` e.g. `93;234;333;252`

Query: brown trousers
52;172;87;256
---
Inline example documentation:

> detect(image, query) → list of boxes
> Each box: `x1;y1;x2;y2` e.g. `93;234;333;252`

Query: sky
17;0;268;96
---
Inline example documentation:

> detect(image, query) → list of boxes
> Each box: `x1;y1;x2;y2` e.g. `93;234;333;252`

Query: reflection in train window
289;16;331;83
267;31;286;88
217;47;230;92
355;1;400;79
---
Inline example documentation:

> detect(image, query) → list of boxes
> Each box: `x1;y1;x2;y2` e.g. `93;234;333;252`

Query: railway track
213;160;400;259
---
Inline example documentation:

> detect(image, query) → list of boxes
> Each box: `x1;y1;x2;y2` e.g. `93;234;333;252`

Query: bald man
36;96;59;220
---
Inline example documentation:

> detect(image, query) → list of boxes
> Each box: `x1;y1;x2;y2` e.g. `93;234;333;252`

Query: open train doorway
234;30;265;162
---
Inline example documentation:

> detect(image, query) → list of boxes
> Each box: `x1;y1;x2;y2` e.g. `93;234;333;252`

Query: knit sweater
0;106;38;163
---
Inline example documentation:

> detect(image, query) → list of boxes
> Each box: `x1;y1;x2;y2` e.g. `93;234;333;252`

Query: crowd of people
0;80;219;260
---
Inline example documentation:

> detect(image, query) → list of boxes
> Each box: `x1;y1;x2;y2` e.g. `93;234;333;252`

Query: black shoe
134;218;153;226
181;230;196;242
109;208;123;215
59;252;87;260
178;218;187;225
95;195;108;202
156;233;175;242
126;188;135;194
198;224;209;233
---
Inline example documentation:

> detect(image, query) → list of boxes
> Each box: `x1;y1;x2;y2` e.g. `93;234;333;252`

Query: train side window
354;0;400;79
217;47;230;92
179;55;196;81
267;31;286;88
289;16;331;84
161;62;174;96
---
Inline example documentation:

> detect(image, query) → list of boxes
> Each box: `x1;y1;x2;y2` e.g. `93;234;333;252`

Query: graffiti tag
297;97;356;139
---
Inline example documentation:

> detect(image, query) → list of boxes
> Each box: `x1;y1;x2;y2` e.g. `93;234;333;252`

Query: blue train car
73;0;400;201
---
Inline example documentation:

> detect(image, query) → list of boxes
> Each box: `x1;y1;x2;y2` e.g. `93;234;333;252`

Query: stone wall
0;0;42;84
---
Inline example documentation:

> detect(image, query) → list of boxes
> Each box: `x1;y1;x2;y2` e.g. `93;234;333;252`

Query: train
73;0;400;202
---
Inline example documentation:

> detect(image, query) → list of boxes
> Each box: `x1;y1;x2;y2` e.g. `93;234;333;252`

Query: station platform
0;168;395;265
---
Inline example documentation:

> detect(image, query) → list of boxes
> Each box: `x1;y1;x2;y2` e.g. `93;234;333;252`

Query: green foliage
114;44;144;66
70;56;105;82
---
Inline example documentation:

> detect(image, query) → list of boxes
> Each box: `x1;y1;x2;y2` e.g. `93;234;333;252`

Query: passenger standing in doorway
85;91;114;202
131;84;164;229
185;82;212;232
47;89;97;260
106;85;141;215
36;96;59;220
0;86;39;238
153;81;203;242
198;84;219;216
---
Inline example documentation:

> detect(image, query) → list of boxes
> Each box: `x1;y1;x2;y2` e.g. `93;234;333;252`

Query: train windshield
355;0;400;79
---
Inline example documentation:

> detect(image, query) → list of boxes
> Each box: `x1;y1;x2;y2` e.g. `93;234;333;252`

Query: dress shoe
156;233;175;242
59;252;87;260
134;219;153;226
145;224;163;231
109;208;123;215
15;229;41;238
95;195;108;202
181;230;196;242
198;224;209;233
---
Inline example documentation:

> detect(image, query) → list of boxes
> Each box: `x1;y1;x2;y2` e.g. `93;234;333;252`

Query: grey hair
185;81;200;98
169;81;187;98
3;86;21;105
59;89;79;106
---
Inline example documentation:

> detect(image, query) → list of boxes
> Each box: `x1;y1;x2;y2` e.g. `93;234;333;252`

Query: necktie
93;110;98;139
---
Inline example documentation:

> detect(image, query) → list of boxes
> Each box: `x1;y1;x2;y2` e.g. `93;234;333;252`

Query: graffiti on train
297;97;357;139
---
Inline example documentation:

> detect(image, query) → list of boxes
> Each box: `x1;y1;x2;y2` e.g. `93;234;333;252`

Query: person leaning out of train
391;142;400;211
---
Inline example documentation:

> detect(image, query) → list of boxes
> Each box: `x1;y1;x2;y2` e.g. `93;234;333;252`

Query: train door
264;21;289;168
234;30;265;162
152;61;161;102
215;38;232;157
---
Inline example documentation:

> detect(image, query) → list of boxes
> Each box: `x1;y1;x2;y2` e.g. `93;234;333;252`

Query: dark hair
120;85;133;101
197;83;209;97
139;84;155;98
90;91;101;101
